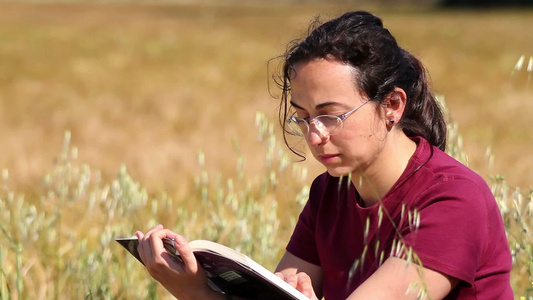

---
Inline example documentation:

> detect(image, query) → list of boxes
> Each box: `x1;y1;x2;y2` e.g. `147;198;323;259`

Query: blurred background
1;0;531;198
1;1;532;299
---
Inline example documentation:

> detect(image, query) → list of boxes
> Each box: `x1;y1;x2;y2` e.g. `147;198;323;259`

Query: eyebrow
290;100;346;111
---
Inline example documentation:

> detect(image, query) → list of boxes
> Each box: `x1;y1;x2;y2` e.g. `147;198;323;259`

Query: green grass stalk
0;247;6;300
15;242;22;300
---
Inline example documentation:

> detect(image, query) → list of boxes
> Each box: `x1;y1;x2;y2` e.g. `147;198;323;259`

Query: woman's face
289;58;388;177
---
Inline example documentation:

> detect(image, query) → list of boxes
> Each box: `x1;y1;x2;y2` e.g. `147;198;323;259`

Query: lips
317;153;340;164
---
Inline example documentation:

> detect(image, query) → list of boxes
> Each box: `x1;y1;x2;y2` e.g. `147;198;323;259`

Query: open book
116;237;309;300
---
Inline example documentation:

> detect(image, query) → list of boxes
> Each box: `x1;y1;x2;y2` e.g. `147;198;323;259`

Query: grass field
0;2;532;195
0;2;532;299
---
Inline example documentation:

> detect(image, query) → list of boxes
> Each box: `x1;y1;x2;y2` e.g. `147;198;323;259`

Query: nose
306;121;329;146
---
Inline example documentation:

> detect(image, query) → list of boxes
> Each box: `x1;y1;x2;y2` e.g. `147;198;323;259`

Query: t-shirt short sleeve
400;176;497;285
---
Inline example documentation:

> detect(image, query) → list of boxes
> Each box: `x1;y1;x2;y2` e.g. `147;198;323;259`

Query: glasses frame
287;100;370;137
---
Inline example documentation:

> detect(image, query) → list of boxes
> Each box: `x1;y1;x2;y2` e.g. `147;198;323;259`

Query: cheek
334;129;381;156
333;114;386;150
349;118;388;144
332;131;361;153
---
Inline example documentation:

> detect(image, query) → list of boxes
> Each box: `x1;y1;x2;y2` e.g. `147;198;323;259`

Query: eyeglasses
286;100;370;137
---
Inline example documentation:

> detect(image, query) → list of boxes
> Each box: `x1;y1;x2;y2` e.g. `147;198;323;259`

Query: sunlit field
0;2;532;299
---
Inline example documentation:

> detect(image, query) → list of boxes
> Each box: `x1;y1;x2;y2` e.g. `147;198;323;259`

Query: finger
136;226;163;265
145;228;173;254
274;272;285;280
135;231;151;265
142;229;182;275
173;234;202;275
296;273;315;299
285;274;298;288
146;230;190;269
142;224;164;241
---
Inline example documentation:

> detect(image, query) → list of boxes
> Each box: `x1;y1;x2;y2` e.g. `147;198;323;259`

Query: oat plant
0;105;531;299
513;55;533;81
0;112;310;299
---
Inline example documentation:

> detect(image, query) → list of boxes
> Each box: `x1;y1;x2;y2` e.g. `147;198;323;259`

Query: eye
297;114;310;120
291;107;309;119
291;114;309;123
318;108;343;116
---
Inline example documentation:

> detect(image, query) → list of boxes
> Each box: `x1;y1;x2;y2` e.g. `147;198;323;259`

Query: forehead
289;58;363;107
290;58;355;81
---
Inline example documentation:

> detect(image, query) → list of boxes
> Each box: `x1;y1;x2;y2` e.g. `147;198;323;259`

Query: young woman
135;11;513;300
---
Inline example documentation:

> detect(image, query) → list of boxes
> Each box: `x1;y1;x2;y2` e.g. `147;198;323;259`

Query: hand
275;271;319;300
135;225;223;300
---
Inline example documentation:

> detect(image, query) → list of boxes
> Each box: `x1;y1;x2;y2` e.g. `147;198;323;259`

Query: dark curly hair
275;11;446;156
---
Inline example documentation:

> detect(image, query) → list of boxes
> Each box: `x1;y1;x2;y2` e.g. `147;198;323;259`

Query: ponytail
397;51;447;151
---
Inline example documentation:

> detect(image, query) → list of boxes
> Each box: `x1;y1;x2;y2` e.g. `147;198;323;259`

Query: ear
384;87;407;126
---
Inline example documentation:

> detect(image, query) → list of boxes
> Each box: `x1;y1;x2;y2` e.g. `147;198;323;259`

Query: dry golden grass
0;3;530;191
1;3;531;199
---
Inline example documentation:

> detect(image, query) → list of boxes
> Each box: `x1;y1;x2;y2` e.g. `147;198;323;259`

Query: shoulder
427;150;492;199
403;139;500;221
411;138;493;204
415;164;495;219
413;137;487;186
407;144;504;240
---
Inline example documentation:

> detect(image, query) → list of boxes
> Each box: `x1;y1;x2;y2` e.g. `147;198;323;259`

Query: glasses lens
316;116;342;135
287;117;307;136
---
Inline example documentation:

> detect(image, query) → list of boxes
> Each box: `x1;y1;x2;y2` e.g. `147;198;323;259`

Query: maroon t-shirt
286;137;512;299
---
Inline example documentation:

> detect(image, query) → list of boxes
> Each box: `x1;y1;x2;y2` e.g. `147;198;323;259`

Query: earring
389;119;395;125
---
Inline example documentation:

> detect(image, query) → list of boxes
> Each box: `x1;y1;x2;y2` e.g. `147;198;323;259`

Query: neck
352;132;417;207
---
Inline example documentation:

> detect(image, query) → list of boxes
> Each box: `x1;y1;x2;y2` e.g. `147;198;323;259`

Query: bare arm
277;253;460;300
347;257;460;300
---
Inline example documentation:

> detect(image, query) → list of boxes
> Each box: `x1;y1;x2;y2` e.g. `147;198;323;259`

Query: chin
325;167;352;179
